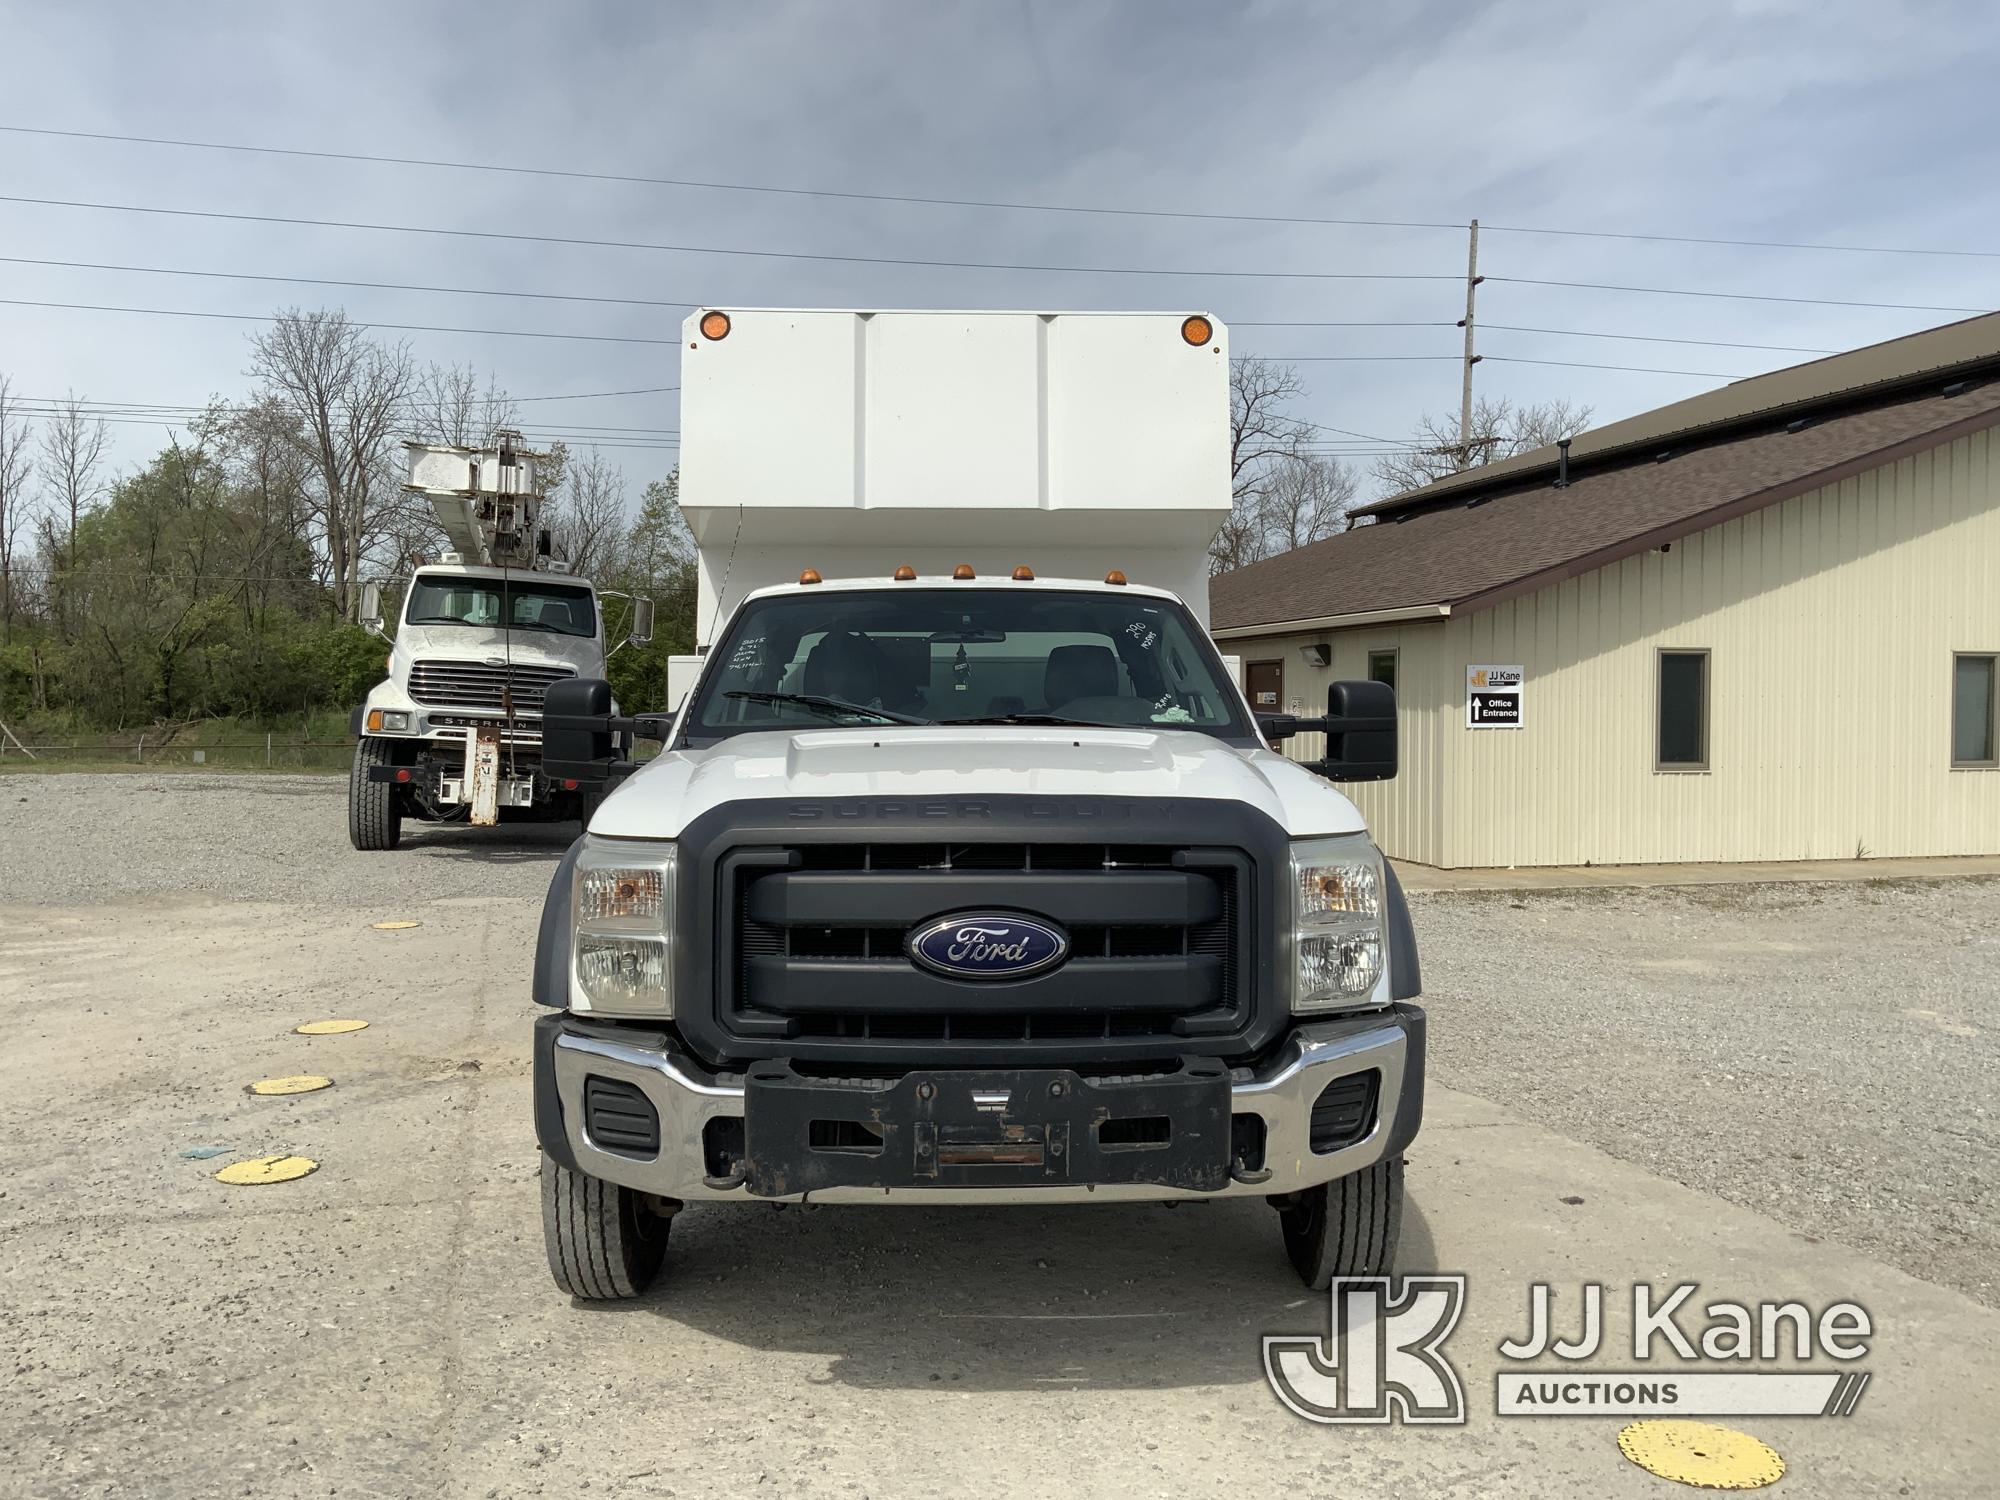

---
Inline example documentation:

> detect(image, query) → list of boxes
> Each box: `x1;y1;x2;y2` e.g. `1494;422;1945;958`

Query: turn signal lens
798;568;823;585
893;565;917;581
699;310;732;340
1011;565;1035;581
1181;315;1214;347
952;564;976;580
1104;569;1128;586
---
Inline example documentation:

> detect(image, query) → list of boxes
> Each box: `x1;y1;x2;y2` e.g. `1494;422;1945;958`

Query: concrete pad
2;898;1995;1497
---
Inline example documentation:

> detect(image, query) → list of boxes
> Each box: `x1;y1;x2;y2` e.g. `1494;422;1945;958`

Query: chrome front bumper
542;1008;1422;1205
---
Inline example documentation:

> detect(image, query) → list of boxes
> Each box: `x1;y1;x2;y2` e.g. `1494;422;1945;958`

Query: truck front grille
407;659;574;715
723;842;1250;1059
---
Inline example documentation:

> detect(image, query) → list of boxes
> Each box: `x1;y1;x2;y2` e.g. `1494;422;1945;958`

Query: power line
15;395;680;435
0;297;681;345
11;122;2000;261
1482;324;1837;354
1490;276;1993;316
0;123;1469;236
0;254;698;312
0;194;1464;283
1481;219;2000;261
1483;355;1742;379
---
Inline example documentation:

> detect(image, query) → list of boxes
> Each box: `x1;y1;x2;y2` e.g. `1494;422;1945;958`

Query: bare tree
247;309;416;620
0;376;37;643
548;447;627;578
1209;357;1361;572
407;362;520;446
1213;358;1315;572
1370;395;1595;497
1261;456;1360;553
35;393;109;637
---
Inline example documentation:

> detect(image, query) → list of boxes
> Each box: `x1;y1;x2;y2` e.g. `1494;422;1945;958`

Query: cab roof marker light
1012;565;1035;581
893;565;917;581
952;564;976;580
1104;569;1128;586
798;568;823;585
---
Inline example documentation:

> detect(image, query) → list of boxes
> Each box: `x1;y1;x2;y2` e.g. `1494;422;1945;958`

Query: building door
1246;659;1283;712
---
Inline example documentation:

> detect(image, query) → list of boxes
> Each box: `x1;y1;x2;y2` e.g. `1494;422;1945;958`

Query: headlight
366;709;411;733
570;839;676;1016
1290;833;1387;1012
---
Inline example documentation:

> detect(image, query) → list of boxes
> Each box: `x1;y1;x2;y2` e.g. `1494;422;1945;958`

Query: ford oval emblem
906;912;1070;981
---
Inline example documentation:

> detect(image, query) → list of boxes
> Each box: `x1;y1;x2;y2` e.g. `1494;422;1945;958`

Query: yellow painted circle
1618;1421;1785;1490
214;1154;320;1186
247;1075;333;1096
294;1019;369;1035
372;920;421;931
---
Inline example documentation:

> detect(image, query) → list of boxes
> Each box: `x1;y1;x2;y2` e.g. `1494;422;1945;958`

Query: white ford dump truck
347;432;653;850
530;310;1424;1298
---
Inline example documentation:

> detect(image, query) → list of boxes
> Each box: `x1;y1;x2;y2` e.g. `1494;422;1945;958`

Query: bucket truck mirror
630;597;656;647
359;582;386;637
1308;680;1398;783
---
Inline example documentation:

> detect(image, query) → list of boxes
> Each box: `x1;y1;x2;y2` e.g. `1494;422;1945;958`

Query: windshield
686;588;1252;740
403;576;597;639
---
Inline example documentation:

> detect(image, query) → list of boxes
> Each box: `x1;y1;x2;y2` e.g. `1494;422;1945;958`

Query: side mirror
359;581;386;638
1257;712;1302;744
629;597;656;646
542;677;622;784
1309;680;1397;782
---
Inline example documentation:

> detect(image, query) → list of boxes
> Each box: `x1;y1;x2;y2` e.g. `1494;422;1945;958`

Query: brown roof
1356;309;2000;520
1210;376;2000;635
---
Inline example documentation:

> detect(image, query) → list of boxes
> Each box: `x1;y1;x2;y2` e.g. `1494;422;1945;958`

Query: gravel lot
6;771;1994;1304
3;772;1997;1496
1412;881;2000;1306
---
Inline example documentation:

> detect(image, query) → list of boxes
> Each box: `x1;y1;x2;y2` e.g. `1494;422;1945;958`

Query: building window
1657;649;1709;770
1954;654;1997;767
1367;650;1398;693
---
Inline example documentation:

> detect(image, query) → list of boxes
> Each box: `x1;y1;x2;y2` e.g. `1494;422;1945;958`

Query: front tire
1276;1156;1404;1289
348;737;403;851
542;1154;667;1299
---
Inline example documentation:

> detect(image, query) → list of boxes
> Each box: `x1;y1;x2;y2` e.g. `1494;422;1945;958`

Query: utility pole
1457;218;1484;462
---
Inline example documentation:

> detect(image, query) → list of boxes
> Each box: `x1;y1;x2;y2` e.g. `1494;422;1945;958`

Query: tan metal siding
1226;624;1451;866
1442;428;2000;865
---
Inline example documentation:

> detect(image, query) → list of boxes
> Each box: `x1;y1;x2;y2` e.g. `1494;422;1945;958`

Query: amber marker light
1104;569;1128;586
798;568;823;585
699;310;732;340
1011;565;1035;581
952;564;977;580
893;565;917;581
1180;315;1213;347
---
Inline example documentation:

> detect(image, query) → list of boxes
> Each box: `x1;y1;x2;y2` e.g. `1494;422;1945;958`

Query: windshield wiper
724;691;932;726
937;712;1121;729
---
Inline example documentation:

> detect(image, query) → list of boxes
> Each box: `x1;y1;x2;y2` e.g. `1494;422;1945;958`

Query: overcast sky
4;0;1998;504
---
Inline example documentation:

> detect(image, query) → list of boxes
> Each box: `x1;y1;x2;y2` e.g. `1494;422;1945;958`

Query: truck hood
591;726;1366;840
393;624;604;676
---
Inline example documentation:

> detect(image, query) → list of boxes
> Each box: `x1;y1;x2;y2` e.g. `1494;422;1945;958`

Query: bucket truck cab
528;311;1424;1299
346;433;652;849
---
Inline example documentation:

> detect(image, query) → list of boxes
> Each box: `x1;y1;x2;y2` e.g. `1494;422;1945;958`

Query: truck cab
529;310;1424;1297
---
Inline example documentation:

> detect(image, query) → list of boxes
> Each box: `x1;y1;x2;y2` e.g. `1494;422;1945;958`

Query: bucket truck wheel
1274;1155;1404;1290
347;737;404;852
542;1153;668;1300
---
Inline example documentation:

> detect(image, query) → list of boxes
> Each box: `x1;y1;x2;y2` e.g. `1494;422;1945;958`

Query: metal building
1211;315;2000;868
